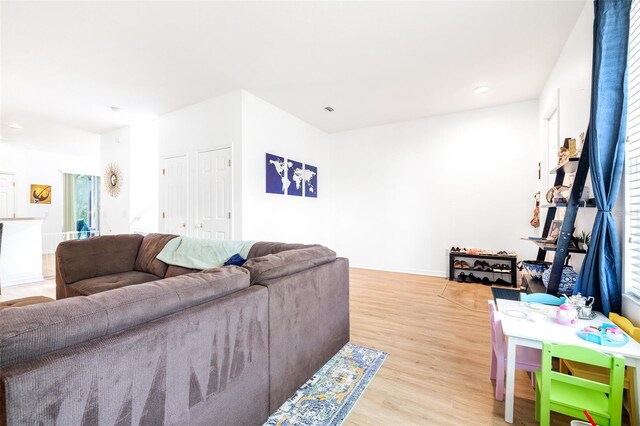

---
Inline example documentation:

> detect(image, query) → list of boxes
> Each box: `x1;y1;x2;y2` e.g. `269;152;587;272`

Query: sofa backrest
0;285;269;426
242;246;337;284
247;242;320;259
56;234;144;284
0;266;250;368
134;233;179;277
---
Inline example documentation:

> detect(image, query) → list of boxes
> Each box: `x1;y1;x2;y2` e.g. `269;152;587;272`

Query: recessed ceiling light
324;106;334;112
473;86;490;95
7;123;23;130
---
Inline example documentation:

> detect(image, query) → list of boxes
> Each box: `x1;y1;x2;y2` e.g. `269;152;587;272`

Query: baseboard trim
1;275;45;287
349;263;447;278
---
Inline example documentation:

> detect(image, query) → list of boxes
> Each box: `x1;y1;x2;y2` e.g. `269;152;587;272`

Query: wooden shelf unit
525;151;590;294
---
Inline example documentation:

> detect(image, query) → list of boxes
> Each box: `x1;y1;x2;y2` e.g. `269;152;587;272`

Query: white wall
100;127;131;234
0;125;100;235
158;91;243;238
130;121;159;233
538;3;595;271
326;101;540;276
240;91;332;245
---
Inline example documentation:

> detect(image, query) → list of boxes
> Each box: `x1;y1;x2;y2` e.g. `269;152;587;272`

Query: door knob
180;222;186;228
195;223;203;228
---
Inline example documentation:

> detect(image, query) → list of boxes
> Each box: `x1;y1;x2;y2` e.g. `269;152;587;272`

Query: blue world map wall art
265;153;318;198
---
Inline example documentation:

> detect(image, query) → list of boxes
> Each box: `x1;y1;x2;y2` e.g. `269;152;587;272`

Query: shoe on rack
457;273;466;283
465;273;476;283
454;260;462;269
460;261;470;269
481;277;492;286
495;278;511;286
482;261;492;271
473;260;483;270
502;264;511;272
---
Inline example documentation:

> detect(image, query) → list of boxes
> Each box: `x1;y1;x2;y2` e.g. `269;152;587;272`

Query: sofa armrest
257;257;349;411
242;246;336;284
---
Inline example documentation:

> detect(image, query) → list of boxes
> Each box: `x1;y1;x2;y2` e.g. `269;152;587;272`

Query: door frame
160;153;189;234
0;171;16;218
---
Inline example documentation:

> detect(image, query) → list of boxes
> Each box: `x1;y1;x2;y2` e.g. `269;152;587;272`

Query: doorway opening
64;173;101;236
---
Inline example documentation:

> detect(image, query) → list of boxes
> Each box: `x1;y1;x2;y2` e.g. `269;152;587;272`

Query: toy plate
524;303;544;311
503;309;527;319
577;323;629;347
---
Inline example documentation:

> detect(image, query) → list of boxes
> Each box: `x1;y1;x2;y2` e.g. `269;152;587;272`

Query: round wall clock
104;163;123;197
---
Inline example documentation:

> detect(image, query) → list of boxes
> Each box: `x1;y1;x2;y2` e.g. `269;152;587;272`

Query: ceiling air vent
324;106;334;112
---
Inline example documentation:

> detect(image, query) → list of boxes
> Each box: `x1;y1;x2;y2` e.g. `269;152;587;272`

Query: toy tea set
554;293;629;347
555;293;595;325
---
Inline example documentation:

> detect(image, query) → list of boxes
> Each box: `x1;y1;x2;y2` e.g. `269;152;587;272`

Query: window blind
626;0;640;288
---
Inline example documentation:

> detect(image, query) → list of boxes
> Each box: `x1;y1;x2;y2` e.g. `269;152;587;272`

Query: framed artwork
266;153;289;195
547;220;563;242
265;153;318;198
288;159;303;197
303;164;317;198
30;184;51;204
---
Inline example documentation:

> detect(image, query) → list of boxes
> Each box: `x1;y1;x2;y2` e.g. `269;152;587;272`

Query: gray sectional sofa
0;234;350;425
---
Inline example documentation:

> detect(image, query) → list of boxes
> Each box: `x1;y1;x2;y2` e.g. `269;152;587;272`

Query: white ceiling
1;1;586;135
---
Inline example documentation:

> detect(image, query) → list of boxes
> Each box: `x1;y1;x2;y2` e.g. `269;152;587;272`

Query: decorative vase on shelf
542;266;578;295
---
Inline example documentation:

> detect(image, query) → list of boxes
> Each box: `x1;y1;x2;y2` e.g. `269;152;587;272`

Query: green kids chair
535;342;625;426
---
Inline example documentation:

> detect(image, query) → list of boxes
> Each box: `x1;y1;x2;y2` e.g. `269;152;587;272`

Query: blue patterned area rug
264;343;388;426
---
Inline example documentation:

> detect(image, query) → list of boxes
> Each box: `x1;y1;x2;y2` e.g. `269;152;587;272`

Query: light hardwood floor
344;268;618;426
0;279;55;301
0;269;627;425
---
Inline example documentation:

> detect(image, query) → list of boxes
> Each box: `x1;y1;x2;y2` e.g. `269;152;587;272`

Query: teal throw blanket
156;237;255;270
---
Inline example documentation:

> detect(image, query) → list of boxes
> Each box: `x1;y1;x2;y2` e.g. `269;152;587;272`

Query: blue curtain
574;0;631;316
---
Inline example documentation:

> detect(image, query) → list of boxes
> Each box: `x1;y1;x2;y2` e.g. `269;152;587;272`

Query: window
625;0;640;292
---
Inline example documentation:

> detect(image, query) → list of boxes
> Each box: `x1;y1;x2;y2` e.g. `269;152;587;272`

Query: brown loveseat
1;234;349;425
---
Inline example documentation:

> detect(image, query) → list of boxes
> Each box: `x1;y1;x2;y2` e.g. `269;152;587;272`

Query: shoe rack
448;251;517;287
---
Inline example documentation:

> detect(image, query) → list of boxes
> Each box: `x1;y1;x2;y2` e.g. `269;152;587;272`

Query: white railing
42;230;100;278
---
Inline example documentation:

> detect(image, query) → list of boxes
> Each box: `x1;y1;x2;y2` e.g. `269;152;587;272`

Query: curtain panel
63;174;76;233
575;0;631;315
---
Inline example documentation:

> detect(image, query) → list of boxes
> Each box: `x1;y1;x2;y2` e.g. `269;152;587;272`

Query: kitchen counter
0;218;43;288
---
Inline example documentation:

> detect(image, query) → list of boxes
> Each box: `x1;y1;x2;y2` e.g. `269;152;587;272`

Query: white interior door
0;173;15;218
162;155;188;236
196;148;231;240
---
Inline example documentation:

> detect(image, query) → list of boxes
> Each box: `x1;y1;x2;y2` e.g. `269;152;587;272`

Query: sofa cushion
242;246;336;284
56;234;144;284
0;266;250;368
247;242;319;259
67;271;160;296
0;296;54;311
135;233;178;277
164;264;201;278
